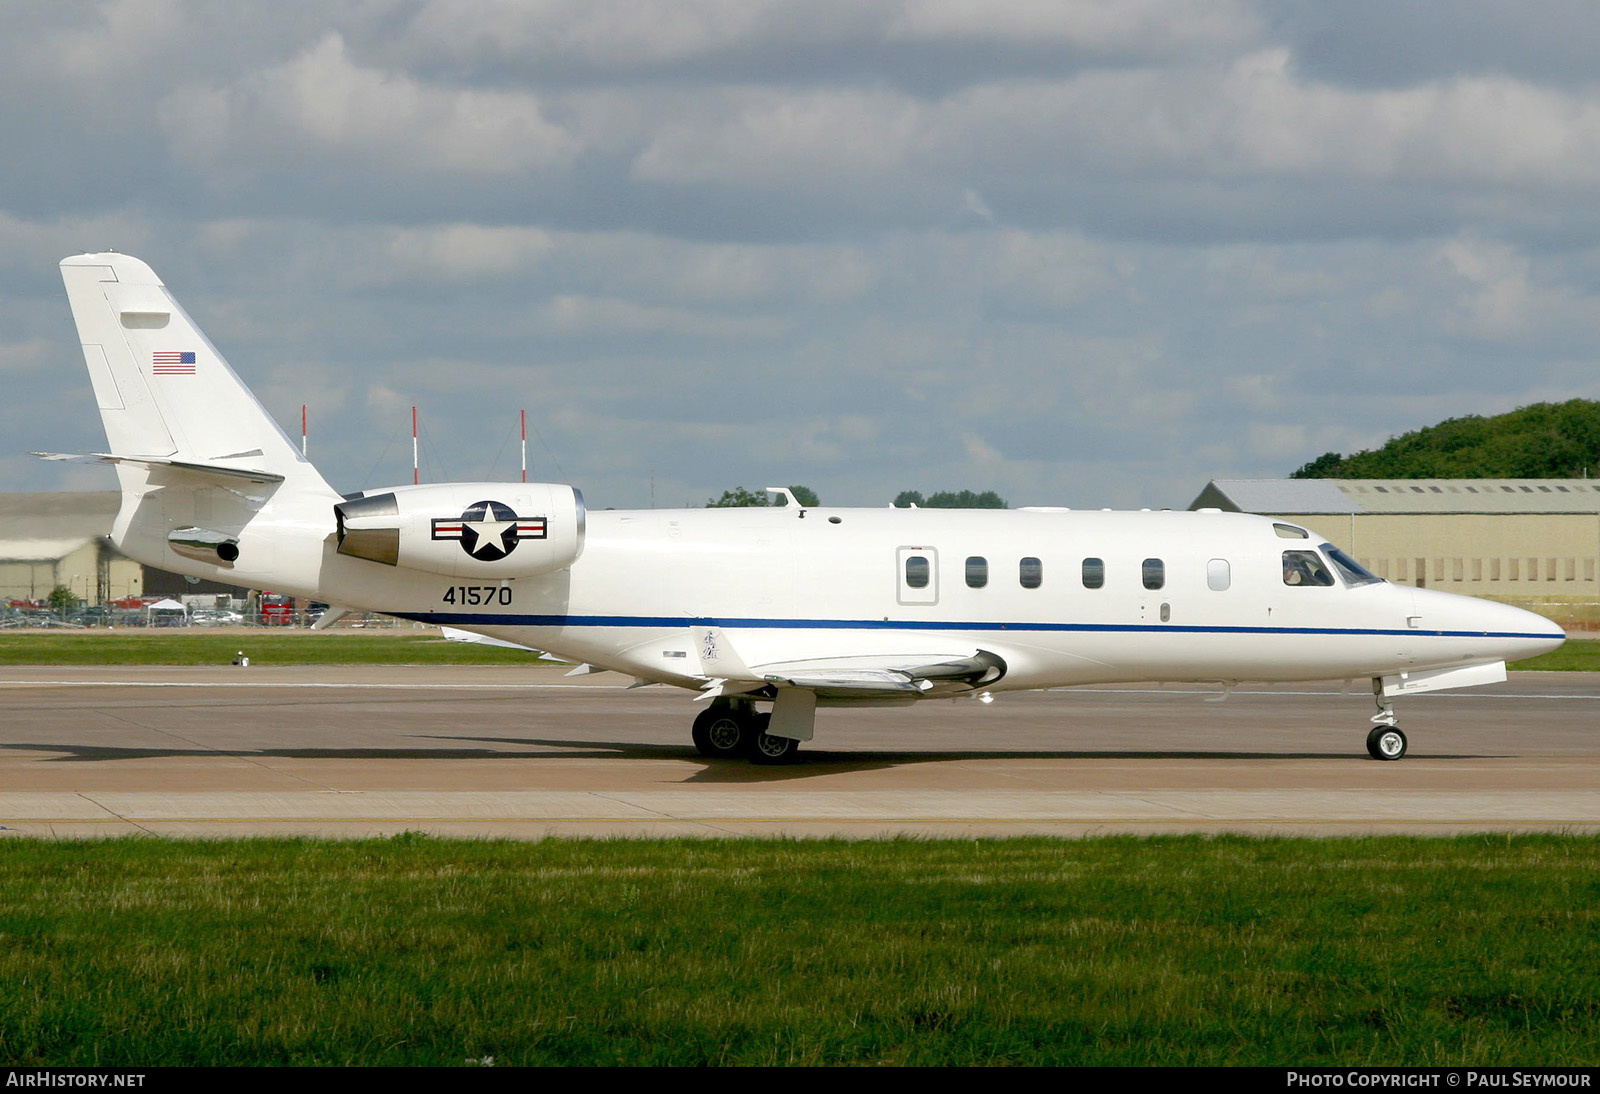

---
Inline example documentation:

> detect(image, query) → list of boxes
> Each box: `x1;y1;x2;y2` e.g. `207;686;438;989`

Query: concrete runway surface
0;664;1596;838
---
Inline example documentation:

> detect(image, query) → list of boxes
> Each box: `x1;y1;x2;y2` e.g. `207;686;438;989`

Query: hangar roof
1192;479;1600;515
0;492;119;563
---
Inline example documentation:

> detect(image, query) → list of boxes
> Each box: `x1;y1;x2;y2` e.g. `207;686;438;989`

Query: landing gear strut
1366;680;1407;761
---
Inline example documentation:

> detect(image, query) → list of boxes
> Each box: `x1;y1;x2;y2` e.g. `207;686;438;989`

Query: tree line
1291;399;1600;479
706;487;1008;508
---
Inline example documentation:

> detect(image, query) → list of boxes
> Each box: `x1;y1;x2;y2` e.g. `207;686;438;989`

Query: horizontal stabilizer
32;451;284;485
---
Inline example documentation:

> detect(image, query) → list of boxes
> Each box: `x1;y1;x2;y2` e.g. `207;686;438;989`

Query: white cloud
53;0;183;81
889;0;1259;53
1433;234;1600;341
159;33;578;178
533;294;788;340
383;224;557;282
632;87;921;185
407;0;787;68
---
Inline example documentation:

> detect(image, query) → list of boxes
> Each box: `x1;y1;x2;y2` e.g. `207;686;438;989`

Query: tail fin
58;253;333;494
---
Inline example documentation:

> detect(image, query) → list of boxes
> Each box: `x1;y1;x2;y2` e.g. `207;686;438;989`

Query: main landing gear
690;700;800;765
1366;683;1408;761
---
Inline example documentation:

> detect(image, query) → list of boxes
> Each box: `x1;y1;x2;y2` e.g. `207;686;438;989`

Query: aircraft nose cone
1411;588;1565;662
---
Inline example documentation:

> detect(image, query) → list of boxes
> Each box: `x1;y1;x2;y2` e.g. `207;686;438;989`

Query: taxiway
1;664;1596;837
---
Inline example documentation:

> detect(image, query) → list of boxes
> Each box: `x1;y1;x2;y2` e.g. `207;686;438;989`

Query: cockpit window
1282;550;1335;587
1321;543;1383;587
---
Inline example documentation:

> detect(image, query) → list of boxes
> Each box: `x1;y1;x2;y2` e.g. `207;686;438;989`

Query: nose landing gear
1366;682;1407;760
1366;723;1408;760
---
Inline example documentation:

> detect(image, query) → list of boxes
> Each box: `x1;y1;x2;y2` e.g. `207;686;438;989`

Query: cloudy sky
4;0;1599;510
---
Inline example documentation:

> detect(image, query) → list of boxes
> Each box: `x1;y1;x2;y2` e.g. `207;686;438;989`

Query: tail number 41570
443;585;512;606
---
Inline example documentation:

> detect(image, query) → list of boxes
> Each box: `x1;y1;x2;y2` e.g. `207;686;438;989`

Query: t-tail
48;253;584;607
48;253;343;590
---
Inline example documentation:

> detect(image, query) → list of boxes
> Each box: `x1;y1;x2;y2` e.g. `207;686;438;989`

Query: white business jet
41;253;1565;763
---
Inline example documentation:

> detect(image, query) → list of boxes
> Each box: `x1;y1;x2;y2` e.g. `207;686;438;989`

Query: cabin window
905;556;930;589
1082;558;1105;589
965;556;988;589
1019;557;1042;589
1206;559;1230;591
1283;550;1335;587
1142;558;1164;590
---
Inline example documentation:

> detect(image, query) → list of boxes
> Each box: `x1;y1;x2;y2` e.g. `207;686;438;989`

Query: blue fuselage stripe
397;612;1550;641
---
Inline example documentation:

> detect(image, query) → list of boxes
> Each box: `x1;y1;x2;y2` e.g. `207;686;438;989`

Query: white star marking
464;510;514;556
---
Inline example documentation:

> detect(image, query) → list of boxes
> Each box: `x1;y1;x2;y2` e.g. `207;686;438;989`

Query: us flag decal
152;351;197;375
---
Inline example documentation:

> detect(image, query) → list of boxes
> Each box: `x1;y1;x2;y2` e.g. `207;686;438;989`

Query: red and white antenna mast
521;409;527;483
412;405;419;485
301;404;308;458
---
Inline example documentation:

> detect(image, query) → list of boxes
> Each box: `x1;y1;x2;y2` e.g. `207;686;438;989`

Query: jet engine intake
334;482;585;578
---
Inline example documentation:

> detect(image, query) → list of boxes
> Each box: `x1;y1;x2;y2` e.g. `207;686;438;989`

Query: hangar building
0;492;141;604
1190;478;1600;599
0;492;244;605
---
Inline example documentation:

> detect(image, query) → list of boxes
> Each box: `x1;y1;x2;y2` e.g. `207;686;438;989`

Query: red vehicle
260;594;295;626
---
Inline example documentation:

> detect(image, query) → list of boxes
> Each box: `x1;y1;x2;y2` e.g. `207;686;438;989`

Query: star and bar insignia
431;500;547;561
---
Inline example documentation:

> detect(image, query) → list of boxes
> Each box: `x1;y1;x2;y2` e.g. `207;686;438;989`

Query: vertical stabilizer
59;253;333;494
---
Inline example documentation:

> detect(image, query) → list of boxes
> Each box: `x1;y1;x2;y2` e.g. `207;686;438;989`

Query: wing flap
757;649;1006;700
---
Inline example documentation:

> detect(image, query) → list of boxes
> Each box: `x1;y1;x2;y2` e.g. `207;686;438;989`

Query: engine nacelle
334;482;585;579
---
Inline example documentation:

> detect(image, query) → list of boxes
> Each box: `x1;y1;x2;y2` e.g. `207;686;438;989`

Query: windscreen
1321;543;1383;587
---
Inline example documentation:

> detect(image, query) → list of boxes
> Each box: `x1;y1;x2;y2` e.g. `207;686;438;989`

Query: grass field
0;628;1595;670
1507;639;1600;671
0;835;1596;1066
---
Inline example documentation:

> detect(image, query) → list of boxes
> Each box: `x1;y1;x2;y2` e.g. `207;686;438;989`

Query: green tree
894;489;1008;508
786;484;821;507
47;584;77;619
926;490;1008;509
707;487;769;508
706;485;821;508
1292;452;1345;478
1290;399;1600;479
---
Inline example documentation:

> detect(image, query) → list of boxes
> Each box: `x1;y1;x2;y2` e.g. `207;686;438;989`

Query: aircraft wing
440;626;543;653
755;650;1007;701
